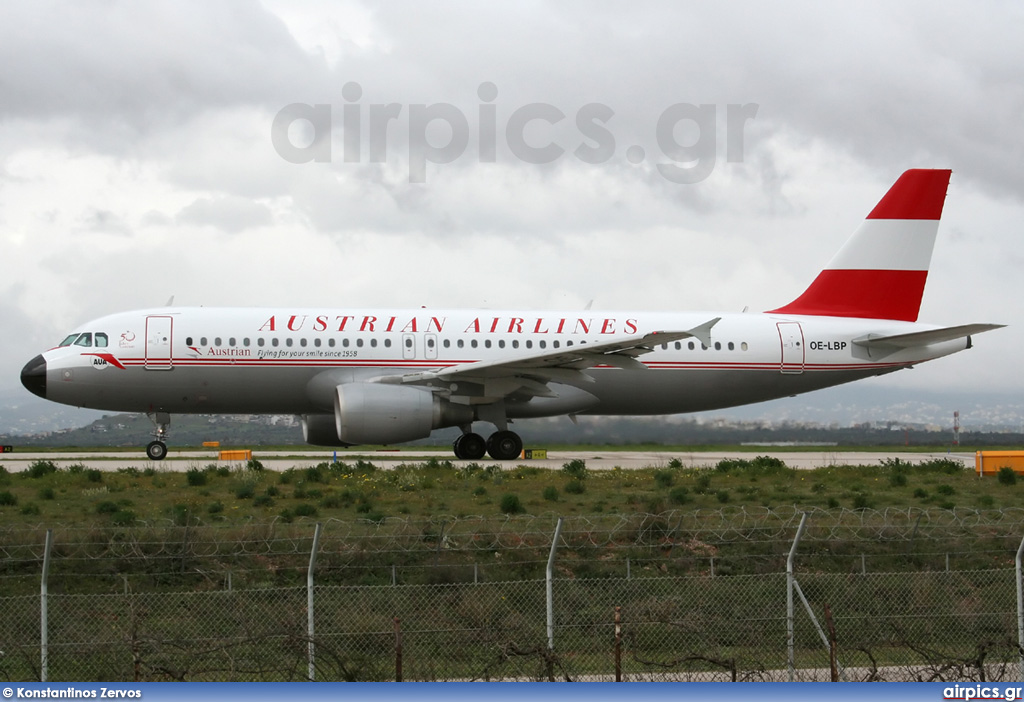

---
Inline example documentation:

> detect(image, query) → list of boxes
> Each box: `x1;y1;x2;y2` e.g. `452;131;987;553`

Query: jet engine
333;383;473;445
302;414;351;447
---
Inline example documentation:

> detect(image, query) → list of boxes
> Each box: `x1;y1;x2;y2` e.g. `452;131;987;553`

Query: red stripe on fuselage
767;269;928;322
866;169;950;220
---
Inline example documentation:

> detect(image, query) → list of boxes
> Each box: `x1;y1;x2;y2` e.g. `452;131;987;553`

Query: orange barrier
975;451;1024;477
219;449;253;461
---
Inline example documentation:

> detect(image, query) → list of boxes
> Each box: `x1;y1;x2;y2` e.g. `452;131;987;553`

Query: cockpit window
73;333;93;347
95;333;108;348
59;334;81;347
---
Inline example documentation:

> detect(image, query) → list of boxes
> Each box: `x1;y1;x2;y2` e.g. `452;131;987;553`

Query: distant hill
3;412;1022;450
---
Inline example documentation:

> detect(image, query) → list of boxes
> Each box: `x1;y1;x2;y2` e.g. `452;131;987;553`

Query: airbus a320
20;169;1003;461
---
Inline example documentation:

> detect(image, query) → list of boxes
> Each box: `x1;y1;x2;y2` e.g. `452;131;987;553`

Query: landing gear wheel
486;431;523;461
453;432;487;460
146;440;168;461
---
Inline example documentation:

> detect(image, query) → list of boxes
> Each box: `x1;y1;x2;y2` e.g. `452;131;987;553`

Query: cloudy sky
2;1;1021;425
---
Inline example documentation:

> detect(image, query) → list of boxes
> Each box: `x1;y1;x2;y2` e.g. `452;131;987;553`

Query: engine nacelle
334;383;472;445
302;414;352;447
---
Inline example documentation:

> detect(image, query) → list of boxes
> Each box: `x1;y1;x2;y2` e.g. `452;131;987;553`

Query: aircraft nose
21;354;47;398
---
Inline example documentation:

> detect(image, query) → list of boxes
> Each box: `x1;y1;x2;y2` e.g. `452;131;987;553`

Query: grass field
1;453;1021;528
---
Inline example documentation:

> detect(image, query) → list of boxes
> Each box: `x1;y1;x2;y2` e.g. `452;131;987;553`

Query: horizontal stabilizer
853;323;1005;349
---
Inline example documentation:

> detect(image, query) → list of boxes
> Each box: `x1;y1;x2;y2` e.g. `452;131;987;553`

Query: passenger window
539;341;546;349
74;333;93;347
229;338;236;347
314;338;321;347
728;342;734;351
370;339;377;348
384;339;391;348
357;338;364;348
427;338;435;349
286;338;293;347
244;338;251;347
186;336;193;346
741;342;749;351
714;342;721;350
214;337;222;347
272;338;279;347
404;338;412;348
523;340;529;349
258;338;265;347
343;338;350;347
95;333;108;348
498;340;505;349
443;339;450;348
688;342;695;350
457;339;464;348
328;339;335;347
300;338;307;347
674;342;681;350
553;341;560;349
566;341;573;347
485;340;492;348
471;340;478;349
201;337;208;346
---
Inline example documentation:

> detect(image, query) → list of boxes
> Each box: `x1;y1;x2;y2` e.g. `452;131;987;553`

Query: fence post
614;606;622;682
546;517;565;653
1016;534;1024;681
307;522;323;682
394;617;403;682
40;528;53;683
787;512;808;682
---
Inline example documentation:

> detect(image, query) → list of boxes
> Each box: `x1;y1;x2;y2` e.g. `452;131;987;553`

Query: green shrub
235;483;256;500
653;470;674;488
293;503;318;517
0;490;18;506
562;459;587;480
21;503;41;516
695;474;712;494
499;494;525;514
542;486;559;501
667;458;683;469
186;468;207;486
913;488;929;499
668;486;690;505
96;501;119;514
473;486;488;496
111;509;136;526
998;467;1017;486
716;489;731;503
207;501;224;514
38;487;56;500
936;484;955;496
246;458;264;472
27;460;59;478
253;495;274;508
564;479;585;495
852;493;873;510
85;469;103;483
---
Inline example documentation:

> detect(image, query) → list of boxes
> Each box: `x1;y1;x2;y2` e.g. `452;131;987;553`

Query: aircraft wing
853;323;1005;349
377;318;721;400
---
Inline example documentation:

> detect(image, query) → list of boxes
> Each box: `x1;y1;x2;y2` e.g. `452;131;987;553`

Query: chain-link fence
2;508;1023;681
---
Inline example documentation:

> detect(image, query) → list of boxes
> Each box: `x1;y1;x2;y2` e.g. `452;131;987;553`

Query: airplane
20;169;1003;461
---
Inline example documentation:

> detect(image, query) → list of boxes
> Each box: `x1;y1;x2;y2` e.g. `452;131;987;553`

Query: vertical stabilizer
767;168;951;321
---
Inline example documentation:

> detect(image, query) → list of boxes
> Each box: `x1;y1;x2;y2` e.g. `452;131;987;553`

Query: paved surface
0;448;976;472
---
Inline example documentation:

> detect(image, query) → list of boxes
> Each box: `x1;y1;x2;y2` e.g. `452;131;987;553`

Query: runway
0;448;975;472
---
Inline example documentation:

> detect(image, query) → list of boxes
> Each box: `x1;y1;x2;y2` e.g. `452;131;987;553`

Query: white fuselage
34;306;967;419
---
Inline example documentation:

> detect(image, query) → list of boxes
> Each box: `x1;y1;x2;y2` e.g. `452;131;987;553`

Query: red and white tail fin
767;168;952;322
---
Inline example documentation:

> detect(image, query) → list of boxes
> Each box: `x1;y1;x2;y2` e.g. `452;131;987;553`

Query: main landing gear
452;429;523;461
146;411;170;461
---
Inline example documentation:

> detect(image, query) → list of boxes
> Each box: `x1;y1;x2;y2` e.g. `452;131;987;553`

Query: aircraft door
402;333;416;360
777;322;804;374
145;315;173;370
425;333;438;360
